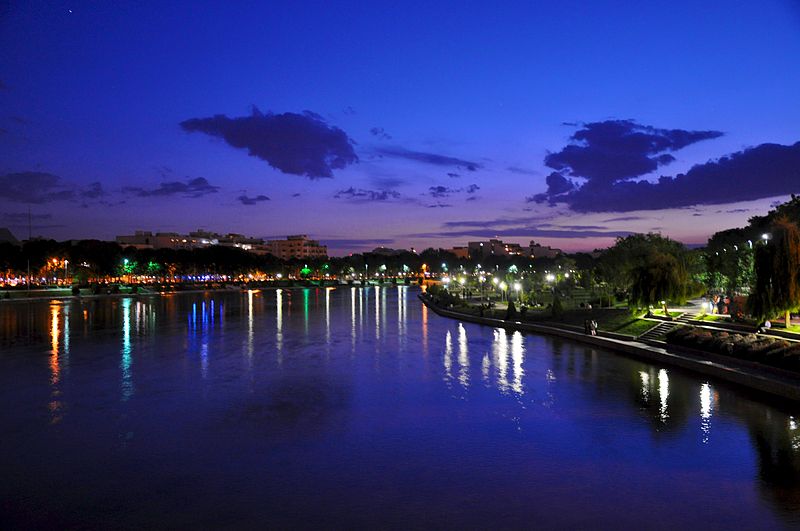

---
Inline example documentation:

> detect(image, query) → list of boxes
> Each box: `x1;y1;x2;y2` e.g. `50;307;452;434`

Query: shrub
665;326;800;373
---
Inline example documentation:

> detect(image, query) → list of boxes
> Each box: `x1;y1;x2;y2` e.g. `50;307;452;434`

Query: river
1;286;799;528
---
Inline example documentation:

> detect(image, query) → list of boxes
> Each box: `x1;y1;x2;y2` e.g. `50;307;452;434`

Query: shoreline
419;294;800;403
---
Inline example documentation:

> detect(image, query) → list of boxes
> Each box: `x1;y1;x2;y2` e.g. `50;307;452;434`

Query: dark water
1;287;799;529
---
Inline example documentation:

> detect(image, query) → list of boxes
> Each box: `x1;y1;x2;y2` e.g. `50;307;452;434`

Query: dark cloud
428;185;457;198
343;106;356;116
545;119;723;183
427;184;479;198
506;166;539;176
81;182;105;199
124;177;219;198
324;238;396;251
427;202;452;208
447;172;461;178
408;227;634;239
376;146;480;171
370;176;406;189
334;187;401;202
535;141;800;212
602;215;646;222
1;212;52;223
0;172;75;203
180;108;358;179
466;196;477;201
370;127;392;140
292;193;301;197
238;194;270;205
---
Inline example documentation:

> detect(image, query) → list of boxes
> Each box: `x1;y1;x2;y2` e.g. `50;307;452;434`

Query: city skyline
2;2;800;254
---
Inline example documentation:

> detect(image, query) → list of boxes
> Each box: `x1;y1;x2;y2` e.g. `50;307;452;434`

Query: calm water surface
1;286;800;529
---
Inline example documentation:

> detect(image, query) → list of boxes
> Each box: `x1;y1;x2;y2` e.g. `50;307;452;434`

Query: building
116;229;269;254
528;241;561;259
467;239;525;259
267;235;327;260
448;246;469;259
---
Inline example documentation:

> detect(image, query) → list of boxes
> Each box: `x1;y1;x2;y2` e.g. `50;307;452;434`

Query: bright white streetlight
546;273;555;282
492;277;499;286
513;282;521;291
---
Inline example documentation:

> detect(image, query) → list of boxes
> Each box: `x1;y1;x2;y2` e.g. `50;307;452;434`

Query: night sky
2;1;799;255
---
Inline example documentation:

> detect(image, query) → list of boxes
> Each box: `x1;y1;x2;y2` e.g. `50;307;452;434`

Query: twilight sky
1;1;800;255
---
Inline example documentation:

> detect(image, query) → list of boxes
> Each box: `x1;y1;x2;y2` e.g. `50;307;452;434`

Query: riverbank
420;293;800;402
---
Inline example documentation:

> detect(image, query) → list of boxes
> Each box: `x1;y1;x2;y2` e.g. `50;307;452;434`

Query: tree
747;217;800;327
598;233;688;305
629;250;685;314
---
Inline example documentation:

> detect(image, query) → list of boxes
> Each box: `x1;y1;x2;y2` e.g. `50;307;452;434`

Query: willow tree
629;250;685;315
747;217;800;328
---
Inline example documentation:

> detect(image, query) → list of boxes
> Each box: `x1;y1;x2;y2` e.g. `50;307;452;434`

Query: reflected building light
63;304;70;358
303;289;310;337
421;303;429;357
700;382;713;444
658;368;669;422
375;286;381;340
121;298;133;401
276;289;283;359
493;328;509;392
200;340;209;379
458;323;469;388
325;287;332;346
397;286;405;342
443;330;453;384
482;353;490;384
639;371;650;402
48;305;63;424
511;331;525;395
351;287;356;349
246;290;254;360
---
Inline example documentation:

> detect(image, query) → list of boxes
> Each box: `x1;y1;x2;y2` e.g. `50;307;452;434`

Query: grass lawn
695;314;728;322
613;319;659;337
650;309;683;318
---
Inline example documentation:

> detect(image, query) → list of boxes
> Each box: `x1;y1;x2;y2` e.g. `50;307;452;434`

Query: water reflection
3;289;800;525
121;298;133;400
658;368;670;422
277;289;283;359
457;323;469;388
700;382;713;443
510;331;524;395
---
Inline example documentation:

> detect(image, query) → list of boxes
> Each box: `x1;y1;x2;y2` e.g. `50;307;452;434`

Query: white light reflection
639;371;650;402
457;323;469;388
121;298;133;401
443;330;453;384
658;368;669;422
397;286;406;344
700;382;713;443
276;289;283;360
246;290;254;360
510;331;525;395
325;287;332;345
351;287;356;350
493;328;509;392
375;286;381;340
